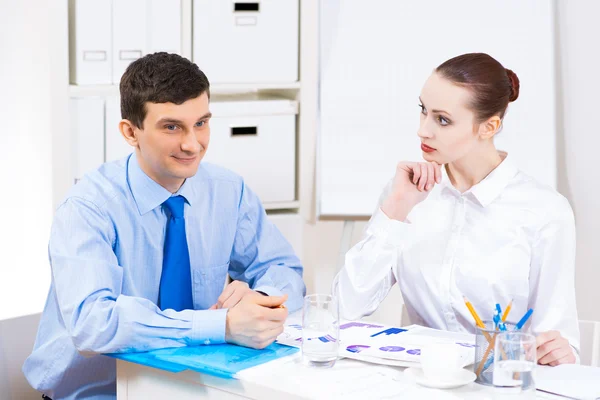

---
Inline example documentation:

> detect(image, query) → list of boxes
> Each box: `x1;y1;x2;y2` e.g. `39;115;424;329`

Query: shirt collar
441;152;518;208
127;153;194;215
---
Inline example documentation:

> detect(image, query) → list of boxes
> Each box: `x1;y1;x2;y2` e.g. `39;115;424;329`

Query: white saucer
404;367;476;389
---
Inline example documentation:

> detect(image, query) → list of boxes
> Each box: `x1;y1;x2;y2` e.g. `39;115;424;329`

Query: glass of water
493;332;537;395
302;294;339;368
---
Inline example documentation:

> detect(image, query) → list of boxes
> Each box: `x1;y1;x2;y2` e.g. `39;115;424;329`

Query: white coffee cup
420;343;466;382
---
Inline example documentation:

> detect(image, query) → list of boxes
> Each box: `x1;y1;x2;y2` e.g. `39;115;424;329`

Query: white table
116;353;561;399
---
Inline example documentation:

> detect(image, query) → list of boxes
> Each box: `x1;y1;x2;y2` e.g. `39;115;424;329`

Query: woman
333;53;579;366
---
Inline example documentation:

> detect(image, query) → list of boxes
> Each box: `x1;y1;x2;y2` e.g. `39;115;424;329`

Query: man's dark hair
120;52;210;129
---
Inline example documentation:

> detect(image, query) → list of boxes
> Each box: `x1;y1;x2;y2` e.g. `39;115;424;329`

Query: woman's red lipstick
421;143;436;153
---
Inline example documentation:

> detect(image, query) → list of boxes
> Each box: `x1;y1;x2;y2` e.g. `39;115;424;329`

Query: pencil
463;296;486;329
502;299;513;322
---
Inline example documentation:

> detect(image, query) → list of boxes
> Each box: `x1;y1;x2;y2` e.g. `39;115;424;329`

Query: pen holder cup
473;320;516;386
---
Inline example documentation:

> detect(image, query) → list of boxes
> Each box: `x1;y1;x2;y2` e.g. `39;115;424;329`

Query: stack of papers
237;352;425;400
536;364;600;399
276;319;476;368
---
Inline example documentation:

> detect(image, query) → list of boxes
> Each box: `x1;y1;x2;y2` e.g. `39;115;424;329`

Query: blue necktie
158;195;193;311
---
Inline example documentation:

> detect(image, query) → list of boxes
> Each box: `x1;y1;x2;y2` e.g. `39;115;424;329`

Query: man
23;52;305;400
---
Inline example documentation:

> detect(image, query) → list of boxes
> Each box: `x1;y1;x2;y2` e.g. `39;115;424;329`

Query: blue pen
493;309;500;330
493;304;507;331
515;308;534;330
494;304;501;329
483;305;505;373
483;353;494;372
495;303;502;316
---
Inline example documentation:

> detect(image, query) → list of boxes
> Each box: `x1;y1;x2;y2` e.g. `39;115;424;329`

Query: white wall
0;0;68;398
0;0;66;320
555;0;600;322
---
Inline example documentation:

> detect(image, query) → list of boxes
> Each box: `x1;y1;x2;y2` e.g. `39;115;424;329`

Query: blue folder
107;343;298;379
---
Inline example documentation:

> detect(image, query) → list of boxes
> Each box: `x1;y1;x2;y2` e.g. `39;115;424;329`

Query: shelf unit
64;0;319;218
69;81;302;97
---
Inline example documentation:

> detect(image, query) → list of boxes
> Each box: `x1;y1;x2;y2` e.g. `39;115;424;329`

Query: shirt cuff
191;309;228;345
253;286;283;298
369;207;414;246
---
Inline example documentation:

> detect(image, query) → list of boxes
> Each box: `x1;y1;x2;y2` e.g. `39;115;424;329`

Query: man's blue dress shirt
22;153;305;399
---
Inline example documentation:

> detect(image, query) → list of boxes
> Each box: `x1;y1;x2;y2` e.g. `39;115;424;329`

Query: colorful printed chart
276;318;475;367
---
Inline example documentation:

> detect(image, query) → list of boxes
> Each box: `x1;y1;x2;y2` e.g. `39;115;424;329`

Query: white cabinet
70;97;105;181
205;95;297;204
69;0;112;85
148;0;183;55
113;0;182;83
70;0;183;85
112;0;148;83
67;0;306;213
193;0;299;84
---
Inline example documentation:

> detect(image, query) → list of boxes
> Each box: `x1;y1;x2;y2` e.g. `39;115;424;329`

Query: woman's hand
536;331;576;366
381;161;442;221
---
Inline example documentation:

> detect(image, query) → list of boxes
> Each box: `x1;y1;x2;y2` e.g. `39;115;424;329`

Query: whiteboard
318;0;556;217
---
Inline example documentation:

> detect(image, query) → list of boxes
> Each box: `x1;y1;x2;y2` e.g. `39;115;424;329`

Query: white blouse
333;155;580;354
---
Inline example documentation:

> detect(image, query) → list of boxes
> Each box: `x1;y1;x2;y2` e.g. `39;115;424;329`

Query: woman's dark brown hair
436;53;520;123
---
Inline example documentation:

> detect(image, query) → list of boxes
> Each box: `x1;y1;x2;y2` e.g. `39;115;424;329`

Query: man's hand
225;294;288;349
536;331;576;366
209;280;262;310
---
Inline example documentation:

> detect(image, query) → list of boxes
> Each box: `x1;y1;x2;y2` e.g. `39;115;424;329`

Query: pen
515;308;533;330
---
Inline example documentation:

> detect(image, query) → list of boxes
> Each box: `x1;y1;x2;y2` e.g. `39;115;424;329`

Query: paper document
536;364;600;400
276;318;475;367
238;354;426;400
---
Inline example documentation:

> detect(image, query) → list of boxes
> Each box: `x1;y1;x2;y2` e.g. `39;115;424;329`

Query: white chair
578;320;600;366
